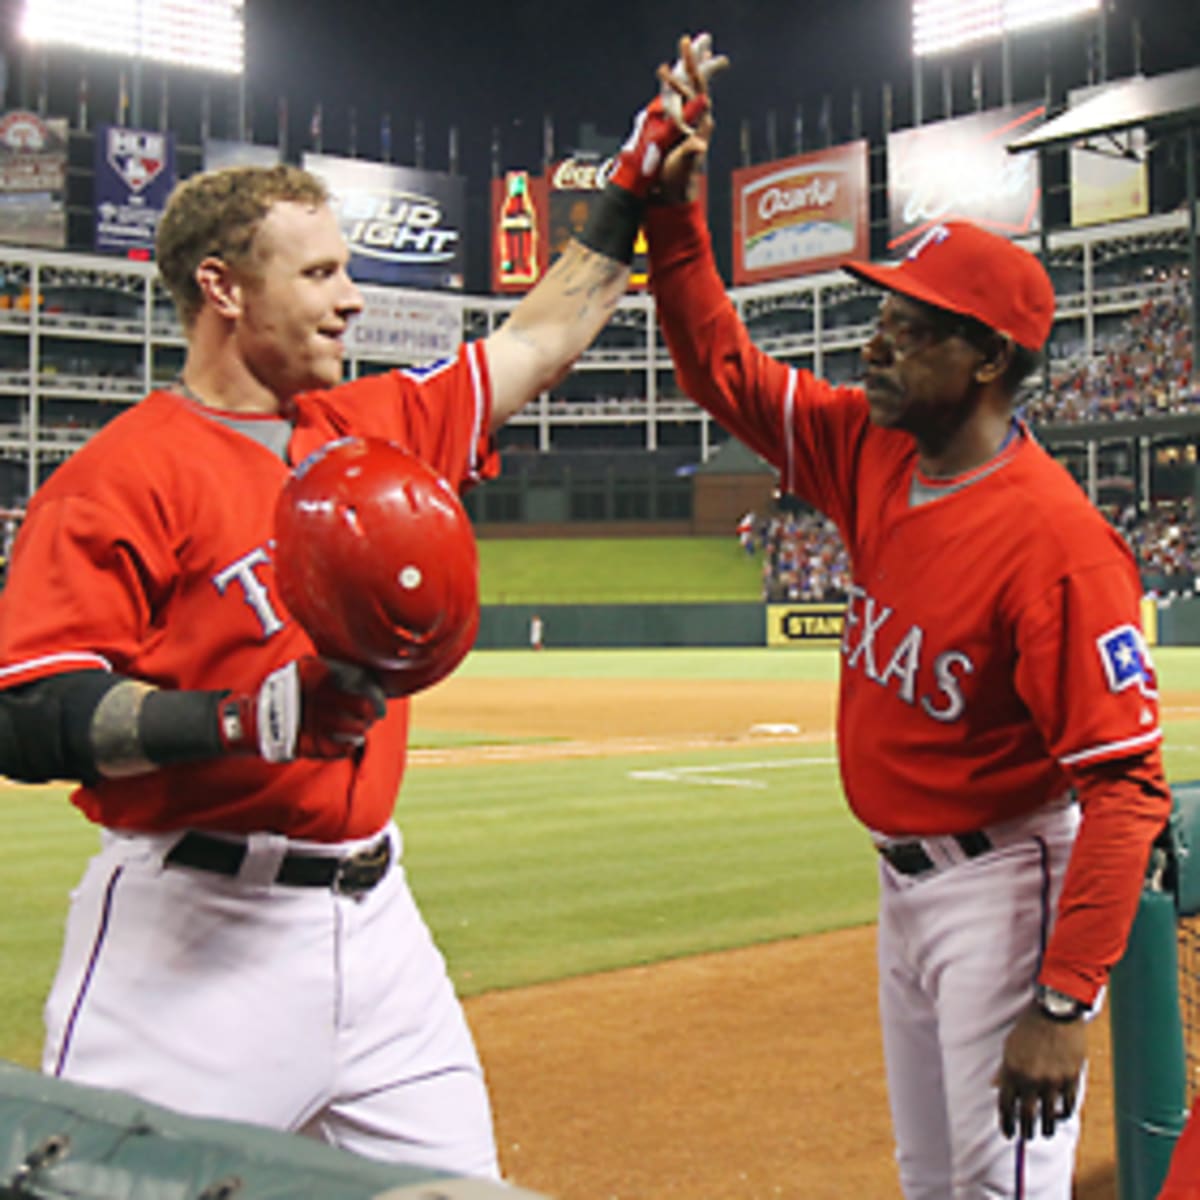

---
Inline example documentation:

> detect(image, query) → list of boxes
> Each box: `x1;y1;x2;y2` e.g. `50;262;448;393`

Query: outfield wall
1159;597;1200;646
478;597;1200;649
477;604;765;648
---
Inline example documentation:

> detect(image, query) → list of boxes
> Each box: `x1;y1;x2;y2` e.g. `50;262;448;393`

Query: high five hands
608;33;728;204
656;33;728;203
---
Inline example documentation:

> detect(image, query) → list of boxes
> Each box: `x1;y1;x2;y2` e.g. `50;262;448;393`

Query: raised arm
484;237;631;429
484;34;726;430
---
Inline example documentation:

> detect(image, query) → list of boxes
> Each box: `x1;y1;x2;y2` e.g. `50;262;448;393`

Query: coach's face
237;200;364;398
860;293;986;444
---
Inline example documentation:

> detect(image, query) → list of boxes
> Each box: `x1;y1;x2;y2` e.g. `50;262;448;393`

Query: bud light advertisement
886;104;1045;251
303;153;466;290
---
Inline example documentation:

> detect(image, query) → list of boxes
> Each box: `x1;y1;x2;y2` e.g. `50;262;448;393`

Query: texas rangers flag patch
1096;625;1157;697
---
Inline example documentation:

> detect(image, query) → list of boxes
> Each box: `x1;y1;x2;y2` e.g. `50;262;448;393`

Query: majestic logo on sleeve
1097;625;1157;697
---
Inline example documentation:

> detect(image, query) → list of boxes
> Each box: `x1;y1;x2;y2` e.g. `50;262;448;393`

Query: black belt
877;830;993;877
164;831;392;896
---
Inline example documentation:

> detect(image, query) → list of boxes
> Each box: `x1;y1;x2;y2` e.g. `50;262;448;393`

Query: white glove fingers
257;660;301;763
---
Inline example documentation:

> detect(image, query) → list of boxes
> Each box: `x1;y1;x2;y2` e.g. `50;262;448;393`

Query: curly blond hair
155;164;330;328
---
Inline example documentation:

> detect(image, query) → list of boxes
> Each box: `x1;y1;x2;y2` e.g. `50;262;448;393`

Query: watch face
1038;986;1082;1019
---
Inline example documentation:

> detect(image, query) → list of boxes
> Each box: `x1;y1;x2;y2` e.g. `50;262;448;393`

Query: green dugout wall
1109;780;1200;1198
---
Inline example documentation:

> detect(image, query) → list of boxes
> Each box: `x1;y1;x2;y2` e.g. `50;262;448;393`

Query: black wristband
139;688;228;765
576;183;646;264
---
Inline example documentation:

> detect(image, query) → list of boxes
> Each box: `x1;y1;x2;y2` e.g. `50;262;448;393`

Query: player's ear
194;255;244;321
973;332;1014;386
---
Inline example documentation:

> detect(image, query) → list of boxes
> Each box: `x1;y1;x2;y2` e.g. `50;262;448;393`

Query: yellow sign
1141;595;1159;647
767;603;847;646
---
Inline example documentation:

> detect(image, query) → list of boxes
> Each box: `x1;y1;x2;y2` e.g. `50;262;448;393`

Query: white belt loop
922;835;968;870
238;833;289;887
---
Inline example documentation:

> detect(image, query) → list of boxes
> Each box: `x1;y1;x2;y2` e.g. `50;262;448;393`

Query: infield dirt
410;671;1144;1199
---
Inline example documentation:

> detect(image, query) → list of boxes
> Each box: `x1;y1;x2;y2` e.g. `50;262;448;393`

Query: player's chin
307;353;347;390
864;385;903;427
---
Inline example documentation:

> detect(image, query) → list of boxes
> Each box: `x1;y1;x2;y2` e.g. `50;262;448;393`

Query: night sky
2;0;1198;287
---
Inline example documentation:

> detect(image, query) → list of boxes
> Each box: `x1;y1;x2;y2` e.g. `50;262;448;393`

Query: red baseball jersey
647;202;1170;1000
0;342;496;842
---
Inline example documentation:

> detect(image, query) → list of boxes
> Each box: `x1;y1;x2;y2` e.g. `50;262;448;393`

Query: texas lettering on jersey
841;583;972;723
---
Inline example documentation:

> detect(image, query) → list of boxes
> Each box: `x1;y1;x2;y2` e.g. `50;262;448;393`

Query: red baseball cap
843;222;1056;351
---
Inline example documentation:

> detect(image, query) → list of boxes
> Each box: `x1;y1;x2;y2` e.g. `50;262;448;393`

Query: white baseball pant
42;823;499;1179
876;802;1089;1199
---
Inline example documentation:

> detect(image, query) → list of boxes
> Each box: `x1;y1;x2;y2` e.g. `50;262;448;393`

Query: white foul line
628;757;838;790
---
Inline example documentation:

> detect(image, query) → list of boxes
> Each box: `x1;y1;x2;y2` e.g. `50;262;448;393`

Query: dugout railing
1109;779;1200;1198
0;1059;547;1199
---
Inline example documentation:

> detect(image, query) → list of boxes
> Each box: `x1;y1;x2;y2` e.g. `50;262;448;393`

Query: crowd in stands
749;495;1198;603
1023;266;1199;424
1114;497;1199;587
742;508;854;603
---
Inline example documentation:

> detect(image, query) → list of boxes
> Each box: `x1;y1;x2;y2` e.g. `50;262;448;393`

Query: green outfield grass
1;646;1196;1070
477;537;763;604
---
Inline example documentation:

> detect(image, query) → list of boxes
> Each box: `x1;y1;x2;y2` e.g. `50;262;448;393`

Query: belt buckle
333;838;390;896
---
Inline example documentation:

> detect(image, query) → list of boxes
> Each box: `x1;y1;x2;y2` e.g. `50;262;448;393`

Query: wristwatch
1035;984;1088;1022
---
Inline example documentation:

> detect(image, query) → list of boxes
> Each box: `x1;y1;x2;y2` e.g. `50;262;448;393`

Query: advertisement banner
303;154;465;290
346;284;463;365
94;124;176;255
1068;82;1148;228
732;142;870;285
491;169;550;294
522;155;707;294
0;110;68;249
492;156;705;294
766;603;847;647
204;140;282;171
886;104;1045;251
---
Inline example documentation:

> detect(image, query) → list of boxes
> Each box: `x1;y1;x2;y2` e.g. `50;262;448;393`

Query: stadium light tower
19;0;246;130
911;0;1102;121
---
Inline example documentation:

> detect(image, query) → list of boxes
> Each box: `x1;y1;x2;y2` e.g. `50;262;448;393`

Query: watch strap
1035;983;1088;1022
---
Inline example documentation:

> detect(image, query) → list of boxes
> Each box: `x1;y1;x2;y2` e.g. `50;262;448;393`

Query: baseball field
3;644;1198;1198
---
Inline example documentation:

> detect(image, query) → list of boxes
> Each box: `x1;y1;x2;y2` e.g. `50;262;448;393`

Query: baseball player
0;57;695;1177
641;37;1172;1198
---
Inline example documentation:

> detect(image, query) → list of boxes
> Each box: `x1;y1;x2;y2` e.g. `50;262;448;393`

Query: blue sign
94;125;176;255
302;153;466;290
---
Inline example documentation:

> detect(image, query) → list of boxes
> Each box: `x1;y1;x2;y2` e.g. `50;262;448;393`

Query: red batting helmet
274;437;479;698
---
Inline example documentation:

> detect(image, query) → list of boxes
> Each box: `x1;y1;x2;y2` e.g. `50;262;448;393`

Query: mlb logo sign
94;124;175;254
108;128;166;194
1096;625;1157;697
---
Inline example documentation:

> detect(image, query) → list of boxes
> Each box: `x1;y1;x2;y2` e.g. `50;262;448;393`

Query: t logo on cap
906;224;952;261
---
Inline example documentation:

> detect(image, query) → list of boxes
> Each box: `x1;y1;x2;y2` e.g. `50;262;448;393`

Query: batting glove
607;32;726;198
219;657;387;763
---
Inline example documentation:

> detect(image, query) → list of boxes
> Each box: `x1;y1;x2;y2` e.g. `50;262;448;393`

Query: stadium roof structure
1007;65;1200;385
1006;65;1200;152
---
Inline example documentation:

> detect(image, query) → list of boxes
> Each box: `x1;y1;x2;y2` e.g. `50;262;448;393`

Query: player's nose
862;327;892;366
337;272;364;317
